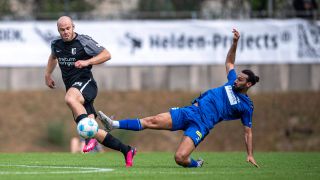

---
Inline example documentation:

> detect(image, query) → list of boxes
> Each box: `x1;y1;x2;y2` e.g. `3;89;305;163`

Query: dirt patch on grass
0;90;319;152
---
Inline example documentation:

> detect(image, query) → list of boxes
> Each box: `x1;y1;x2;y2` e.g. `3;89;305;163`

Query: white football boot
97;111;114;132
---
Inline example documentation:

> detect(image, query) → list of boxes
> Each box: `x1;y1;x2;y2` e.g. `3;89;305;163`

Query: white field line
0;164;113;175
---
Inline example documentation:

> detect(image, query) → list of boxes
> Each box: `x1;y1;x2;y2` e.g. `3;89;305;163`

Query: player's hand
75;60;90;69
45;75;56;89
232;28;240;42
247;155;259;168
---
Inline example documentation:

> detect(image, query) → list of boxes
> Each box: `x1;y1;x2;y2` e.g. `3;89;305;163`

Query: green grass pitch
0;152;319;180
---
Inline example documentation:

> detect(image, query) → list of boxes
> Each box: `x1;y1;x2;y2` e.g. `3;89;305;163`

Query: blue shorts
170;105;209;146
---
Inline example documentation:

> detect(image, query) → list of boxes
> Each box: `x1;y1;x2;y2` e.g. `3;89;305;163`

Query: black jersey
51;33;105;89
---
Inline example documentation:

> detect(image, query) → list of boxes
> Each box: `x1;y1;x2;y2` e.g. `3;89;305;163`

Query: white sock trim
113;121;120;128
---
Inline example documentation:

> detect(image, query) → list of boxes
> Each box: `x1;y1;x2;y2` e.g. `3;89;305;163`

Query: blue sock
119;119;143;131
188;158;199;168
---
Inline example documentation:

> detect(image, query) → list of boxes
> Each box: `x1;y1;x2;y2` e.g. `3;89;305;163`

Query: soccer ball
77;117;99;139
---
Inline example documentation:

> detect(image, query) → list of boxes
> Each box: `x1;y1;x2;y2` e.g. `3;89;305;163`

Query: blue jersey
193;69;254;130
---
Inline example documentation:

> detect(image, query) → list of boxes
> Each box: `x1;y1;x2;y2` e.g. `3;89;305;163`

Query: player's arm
45;53;58;89
75;49;111;68
86;49;111;66
244;126;259;168
225;29;240;74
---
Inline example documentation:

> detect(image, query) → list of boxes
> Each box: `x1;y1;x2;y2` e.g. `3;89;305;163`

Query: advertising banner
0;19;319;66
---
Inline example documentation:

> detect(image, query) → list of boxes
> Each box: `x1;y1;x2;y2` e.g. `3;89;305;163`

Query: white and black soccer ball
77;118;99;139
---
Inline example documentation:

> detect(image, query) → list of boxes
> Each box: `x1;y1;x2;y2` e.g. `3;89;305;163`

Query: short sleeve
50;36;61;57
78;35;104;56
50;40;56;57
241;110;253;128
84;38;105;56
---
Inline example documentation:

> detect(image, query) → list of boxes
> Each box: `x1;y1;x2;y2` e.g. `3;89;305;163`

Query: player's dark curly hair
242;69;260;86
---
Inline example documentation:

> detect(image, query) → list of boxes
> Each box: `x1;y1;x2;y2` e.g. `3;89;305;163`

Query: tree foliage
138;0;204;12
0;0;12;15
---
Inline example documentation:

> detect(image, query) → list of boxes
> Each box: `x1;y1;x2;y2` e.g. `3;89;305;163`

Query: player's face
233;73;250;92
58;22;75;42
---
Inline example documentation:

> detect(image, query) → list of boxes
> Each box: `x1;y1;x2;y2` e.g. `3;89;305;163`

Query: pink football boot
125;147;137;167
82;139;98;153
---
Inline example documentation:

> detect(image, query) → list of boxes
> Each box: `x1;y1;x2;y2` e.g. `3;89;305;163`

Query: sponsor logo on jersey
71;48;77;55
58;57;76;67
225;85;240;105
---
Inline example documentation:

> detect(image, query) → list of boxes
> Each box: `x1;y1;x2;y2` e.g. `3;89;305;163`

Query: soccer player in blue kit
98;29;260;168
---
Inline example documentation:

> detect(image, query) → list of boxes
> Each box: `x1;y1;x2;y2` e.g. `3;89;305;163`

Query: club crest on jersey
71;48;77;55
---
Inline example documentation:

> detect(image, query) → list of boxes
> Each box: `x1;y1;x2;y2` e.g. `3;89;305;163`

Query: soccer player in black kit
45;16;136;167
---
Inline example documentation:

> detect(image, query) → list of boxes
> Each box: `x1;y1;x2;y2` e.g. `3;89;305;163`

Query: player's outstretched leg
97;111;114;131
98;111;143;131
196;158;204;167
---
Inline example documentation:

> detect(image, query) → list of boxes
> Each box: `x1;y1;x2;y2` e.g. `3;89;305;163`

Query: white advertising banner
0;19;319;66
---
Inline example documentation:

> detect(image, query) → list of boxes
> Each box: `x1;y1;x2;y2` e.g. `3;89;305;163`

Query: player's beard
232;84;245;92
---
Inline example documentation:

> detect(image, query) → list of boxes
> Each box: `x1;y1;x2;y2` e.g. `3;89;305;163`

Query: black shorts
70;78;98;117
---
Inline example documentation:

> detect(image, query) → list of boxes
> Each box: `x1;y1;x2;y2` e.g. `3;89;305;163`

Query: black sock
75;114;88;124
102;133;131;156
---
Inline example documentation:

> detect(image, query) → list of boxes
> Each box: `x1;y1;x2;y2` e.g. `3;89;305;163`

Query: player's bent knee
64;95;75;106
174;152;188;166
65;93;82;106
